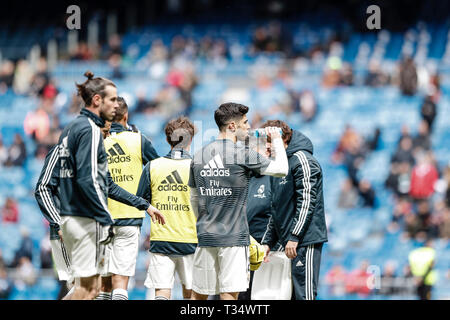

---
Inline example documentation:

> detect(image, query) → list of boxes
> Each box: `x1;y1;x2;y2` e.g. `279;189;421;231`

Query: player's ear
228;121;236;132
92;93;102;108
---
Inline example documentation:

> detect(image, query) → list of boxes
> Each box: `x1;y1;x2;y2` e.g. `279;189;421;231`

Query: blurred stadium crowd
0;0;449;300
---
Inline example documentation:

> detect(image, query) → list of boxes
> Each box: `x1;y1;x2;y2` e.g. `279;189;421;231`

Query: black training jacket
261;130;328;249
34;109;148;226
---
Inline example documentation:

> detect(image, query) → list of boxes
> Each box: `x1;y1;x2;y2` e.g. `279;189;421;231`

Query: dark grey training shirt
188;139;270;247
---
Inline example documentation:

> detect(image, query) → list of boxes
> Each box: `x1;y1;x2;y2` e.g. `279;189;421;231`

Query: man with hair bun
35;71;164;300
136;116;198;300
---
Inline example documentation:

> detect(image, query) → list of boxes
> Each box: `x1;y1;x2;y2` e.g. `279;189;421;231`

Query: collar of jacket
110;122;128;134
165;148;192;160
80;108;105;128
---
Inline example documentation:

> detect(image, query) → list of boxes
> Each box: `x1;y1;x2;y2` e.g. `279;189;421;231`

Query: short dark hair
214;102;249;131
75;71;116;106
112;97;128;122
261;120;293;144
164;116;196;148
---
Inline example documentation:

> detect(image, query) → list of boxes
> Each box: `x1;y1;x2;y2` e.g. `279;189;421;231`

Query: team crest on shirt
254;184;266;198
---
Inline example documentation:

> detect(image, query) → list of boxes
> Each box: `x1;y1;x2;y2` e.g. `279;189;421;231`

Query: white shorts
192;246;249;295
60;216;110;278
145;252;194;290
251;251;292;300
103;225;140;277
50;238;73;282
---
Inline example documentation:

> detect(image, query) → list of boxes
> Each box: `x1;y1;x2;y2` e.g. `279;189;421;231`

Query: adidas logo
200;154;230;177
158;170;188;192
279;177;288;185
107;143;131;164
254;184;266;198
296;260;303;267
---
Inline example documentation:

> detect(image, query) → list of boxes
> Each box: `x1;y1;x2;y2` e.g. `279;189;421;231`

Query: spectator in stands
67;93;83;115
379;261;400;296
391;136;415;166
420;94;437;133
265;21;292;55
134;89;158;115
147;39;169;64
4;134;27;167
415;200;435;239
13;59;34;95
298;90;318;122
324;265;347;297
444;165;450;209
251;26;269;53
357;179;376;208
404;212;421;239
40;231;53;269
399;265;416;296
345;260;372;297
339;63;354;86
332;124;362;164
0;267;13;300
385;162;412;198
9;227;33;268
440;207;450;239
169;35;187;60
397;124;412;147
109;53;124;79
408;239;437;300
29;57;50;96
24;106;51;143
412;120;431;153
0;60;15;92
70;41;94;61
398;56;418;96
1;197;19;223
0;134;8;166
364;60;389;87
178;65;198;115
0;249;6;270
337;178;359;209
322;68;341;88
409;152;439;201
15;256;37;287
106;34;123;59
390;198;413;232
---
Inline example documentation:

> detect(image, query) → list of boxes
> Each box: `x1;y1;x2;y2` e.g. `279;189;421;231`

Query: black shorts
291;243;323;300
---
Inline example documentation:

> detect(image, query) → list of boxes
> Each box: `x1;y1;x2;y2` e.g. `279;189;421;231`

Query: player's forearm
108;174;150;210
261;137;288;177
190;188;199;218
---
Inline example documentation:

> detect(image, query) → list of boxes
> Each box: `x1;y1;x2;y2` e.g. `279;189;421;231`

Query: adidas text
108;155;131;164
200;168;230;177
158;184;188;192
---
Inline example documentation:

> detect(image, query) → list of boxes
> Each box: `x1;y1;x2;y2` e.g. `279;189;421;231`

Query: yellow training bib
105;131;145;219
149;157;197;243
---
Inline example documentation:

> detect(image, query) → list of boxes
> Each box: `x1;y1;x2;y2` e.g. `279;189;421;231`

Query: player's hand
58;230;63;242
265;126;281;140
263;245;271;262
146;205;166;225
285;240;298;259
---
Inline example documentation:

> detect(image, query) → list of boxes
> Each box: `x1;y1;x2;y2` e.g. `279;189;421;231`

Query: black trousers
417;283;432;300
291;243;323;300
238;270;255;300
